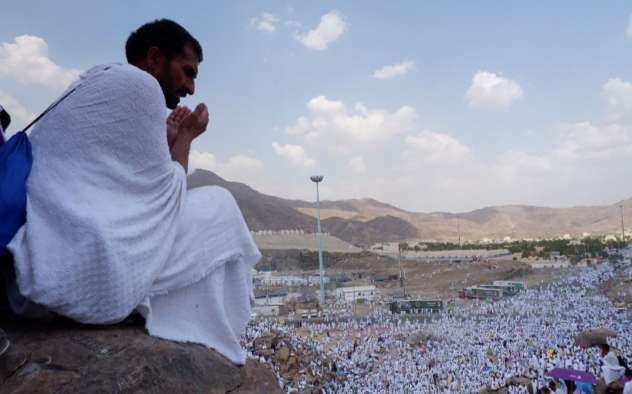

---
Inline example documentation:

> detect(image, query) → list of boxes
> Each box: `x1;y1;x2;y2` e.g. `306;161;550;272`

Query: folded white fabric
8;63;260;364
139;185;261;364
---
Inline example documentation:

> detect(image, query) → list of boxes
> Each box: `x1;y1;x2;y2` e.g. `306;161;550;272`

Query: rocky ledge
0;314;281;394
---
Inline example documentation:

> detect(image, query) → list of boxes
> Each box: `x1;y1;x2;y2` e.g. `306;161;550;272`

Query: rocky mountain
320;215;418;245
187;170;416;245
296;198;632;241
188;169;316;233
188;169;631;243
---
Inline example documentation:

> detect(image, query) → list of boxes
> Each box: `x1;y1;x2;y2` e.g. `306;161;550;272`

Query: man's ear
145;46;166;73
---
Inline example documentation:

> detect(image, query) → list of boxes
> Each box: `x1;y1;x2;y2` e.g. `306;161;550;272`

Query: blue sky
2;1;632;212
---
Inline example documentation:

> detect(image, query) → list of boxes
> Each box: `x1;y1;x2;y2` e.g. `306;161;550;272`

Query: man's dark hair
0;108;10;131
601;343;610;352
125;19;203;64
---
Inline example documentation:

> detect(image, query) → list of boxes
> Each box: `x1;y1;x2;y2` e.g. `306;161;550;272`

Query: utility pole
621;204;626;246
398;243;406;298
310;175;326;305
456;215;461;248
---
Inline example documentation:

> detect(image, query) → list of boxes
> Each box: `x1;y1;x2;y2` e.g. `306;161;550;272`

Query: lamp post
398;243;406;298
621;204;626;248
456;215;461;248
310;175;325;305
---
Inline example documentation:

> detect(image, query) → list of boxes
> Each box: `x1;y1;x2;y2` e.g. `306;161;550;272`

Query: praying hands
167;103;209;172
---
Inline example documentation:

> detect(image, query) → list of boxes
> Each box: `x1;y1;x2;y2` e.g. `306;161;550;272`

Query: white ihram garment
8;63;260;364
602;351;625;385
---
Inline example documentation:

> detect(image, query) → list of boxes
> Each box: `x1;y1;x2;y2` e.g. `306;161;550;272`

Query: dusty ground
373;259;567;299
598;263;632;311
335;258;570;300
265;249;571;301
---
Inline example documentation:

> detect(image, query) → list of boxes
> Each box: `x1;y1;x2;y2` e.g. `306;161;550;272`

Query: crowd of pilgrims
244;263;632;393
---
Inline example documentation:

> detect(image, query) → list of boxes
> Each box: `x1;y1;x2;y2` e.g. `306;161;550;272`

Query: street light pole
456;215;461;248
621;204;626;247
310;175;325;305
398;244;406;298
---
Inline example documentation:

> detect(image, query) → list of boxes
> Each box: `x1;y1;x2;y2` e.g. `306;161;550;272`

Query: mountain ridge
187;169;630;243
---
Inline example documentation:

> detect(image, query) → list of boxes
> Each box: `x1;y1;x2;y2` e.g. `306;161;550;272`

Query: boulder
0;314;281;394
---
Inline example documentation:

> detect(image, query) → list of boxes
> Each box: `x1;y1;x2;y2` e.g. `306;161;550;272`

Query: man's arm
167;106;192;150
170;130;195;173
169;103;209;173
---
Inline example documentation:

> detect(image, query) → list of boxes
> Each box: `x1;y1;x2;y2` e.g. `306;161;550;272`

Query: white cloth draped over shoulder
8;63;261;364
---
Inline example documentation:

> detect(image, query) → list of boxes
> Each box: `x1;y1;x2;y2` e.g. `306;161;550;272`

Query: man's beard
157;67;180;109
164;92;179;109
160;83;180;109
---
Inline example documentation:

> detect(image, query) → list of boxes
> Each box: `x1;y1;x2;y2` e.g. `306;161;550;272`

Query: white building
371;247;511;262
253;270;329;287
527;260;570;269
334;285;378;303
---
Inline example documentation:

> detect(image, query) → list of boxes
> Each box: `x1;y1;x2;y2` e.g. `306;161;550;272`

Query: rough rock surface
0;314;281;394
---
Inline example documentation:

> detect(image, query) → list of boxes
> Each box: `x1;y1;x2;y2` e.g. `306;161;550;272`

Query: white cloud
493;151;551;183
373;60;415;80
0;91;35;134
274;78;632;212
0;35;80;89
219;154;265;185
404;130;471;162
223;154;264;172
602;78;632;122
189;150;217;173
272;142;315;167
554;121;631;161
286;96;417;144
349;156;367;174
189;150;264;183
293;11;347;50
627;14;632;38
465;71;523;109
251;12;280;33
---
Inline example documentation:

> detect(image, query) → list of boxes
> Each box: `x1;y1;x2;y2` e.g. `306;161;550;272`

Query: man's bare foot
166;106;192;149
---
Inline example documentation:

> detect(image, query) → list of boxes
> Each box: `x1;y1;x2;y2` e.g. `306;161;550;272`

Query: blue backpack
0;88;76;247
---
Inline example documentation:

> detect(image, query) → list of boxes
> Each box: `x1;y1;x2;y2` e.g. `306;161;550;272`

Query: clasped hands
166;103;209;149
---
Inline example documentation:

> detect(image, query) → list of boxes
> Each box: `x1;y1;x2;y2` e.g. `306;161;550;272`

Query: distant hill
187;170;316;233
188;169;631;243
293;197;632;241
187;170;415;245
320;215;418;245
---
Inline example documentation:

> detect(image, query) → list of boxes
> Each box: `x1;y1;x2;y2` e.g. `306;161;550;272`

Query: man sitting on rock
5;19;261;364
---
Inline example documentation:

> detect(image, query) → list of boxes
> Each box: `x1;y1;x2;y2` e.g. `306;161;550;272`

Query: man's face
156;44;199;109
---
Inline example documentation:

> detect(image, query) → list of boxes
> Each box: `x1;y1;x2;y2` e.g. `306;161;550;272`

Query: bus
410;299;443;312
463;286;503;300
389;299;444;314
492;280;526;290
478;284;519;296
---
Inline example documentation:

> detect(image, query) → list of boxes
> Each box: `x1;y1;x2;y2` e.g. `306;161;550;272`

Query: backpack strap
21;86;77;133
